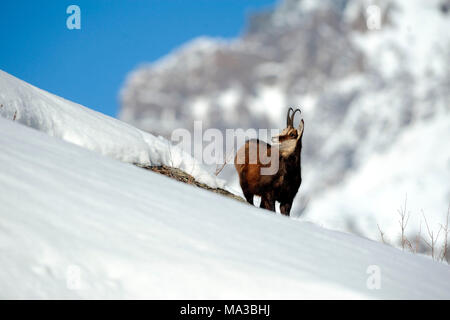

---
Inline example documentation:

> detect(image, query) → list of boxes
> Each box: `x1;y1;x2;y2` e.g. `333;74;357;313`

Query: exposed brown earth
135;164;247;204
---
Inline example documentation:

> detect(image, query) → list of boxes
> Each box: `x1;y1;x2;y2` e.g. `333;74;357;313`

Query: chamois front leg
280;202;292;216
260;193;275;212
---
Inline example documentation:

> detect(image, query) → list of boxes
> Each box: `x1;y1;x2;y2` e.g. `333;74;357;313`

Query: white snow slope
1;73;450;299
2;117;450;299
0;70;224;189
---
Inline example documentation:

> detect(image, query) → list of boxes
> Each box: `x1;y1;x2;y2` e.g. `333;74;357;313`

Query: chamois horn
287;107;302;127
286;107;294;127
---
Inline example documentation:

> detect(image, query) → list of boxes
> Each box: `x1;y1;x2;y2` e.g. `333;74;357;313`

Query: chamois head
272;107;304;158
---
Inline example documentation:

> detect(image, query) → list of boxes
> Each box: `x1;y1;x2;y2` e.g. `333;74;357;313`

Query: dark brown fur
234;109;304;216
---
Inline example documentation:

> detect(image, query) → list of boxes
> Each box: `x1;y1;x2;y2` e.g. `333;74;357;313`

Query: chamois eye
290;133;295;137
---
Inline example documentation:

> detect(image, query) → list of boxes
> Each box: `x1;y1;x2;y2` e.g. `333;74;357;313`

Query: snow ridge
0;70;225;189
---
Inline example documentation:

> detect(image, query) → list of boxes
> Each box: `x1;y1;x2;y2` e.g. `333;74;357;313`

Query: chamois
234;108;304;216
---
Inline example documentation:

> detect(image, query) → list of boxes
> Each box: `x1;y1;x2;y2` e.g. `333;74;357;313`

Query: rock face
119;0;450;238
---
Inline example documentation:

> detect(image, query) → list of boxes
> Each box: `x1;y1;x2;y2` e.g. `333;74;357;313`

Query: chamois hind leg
260;193;275;212
243;190;254;205
280;201;292;216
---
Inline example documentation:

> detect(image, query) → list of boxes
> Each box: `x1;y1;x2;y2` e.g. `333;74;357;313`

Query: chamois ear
298;119;304;137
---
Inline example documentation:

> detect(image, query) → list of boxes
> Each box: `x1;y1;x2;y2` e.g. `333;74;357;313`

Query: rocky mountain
119;0;450;243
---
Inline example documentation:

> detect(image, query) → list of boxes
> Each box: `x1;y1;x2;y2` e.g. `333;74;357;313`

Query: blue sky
0;0;276;117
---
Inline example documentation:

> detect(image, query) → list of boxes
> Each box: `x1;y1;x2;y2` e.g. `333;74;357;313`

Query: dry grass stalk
439;206;449;263
377;223;387;244
397;195;410;250
215;150;234;176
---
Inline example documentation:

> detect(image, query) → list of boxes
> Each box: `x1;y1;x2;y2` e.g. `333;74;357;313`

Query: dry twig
377;224;387;244
398;195;410;250
422;210;442;260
